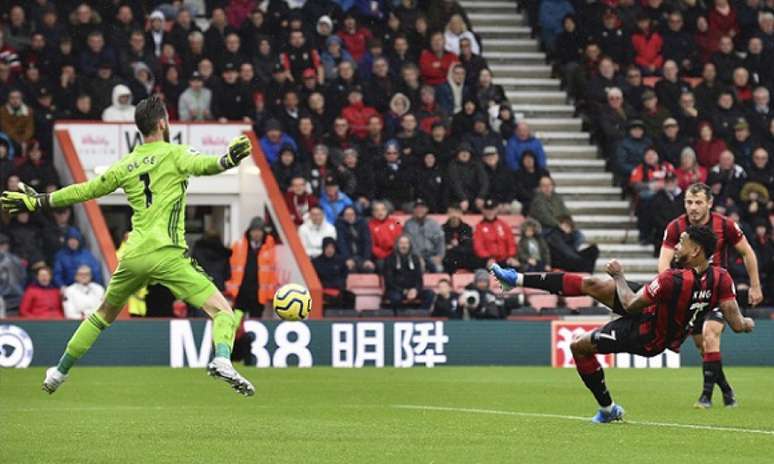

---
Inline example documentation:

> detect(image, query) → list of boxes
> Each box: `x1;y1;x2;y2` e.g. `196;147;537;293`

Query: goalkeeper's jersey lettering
50;140;222;259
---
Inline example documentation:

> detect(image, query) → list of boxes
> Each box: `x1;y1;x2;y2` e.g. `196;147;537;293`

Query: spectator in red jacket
419;31;458;86
694;121;728;167
341;86;381;140
473;199;518;268
19;266;63;319
226;0;256;29
368;200;404;264
337;11;373;62
284;176;319;226
707;0;739;48
631;15;664;75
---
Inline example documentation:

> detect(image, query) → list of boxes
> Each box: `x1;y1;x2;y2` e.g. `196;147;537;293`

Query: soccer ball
273;283;312;321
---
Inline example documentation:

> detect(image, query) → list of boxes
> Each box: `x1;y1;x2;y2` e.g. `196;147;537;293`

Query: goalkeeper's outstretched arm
1;167;122;214
49;168;122;208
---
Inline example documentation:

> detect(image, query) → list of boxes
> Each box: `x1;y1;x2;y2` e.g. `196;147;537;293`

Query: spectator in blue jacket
539;0;575;53
505;122;547;171
335;206;376;272
52;228;103;289
260;118;297;165
319;175;354;224
321;36;354;82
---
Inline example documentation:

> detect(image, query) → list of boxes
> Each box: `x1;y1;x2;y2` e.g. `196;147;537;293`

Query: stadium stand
0;0;770;320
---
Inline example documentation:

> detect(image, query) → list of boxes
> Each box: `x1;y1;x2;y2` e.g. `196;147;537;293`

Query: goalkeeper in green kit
1;97;256;396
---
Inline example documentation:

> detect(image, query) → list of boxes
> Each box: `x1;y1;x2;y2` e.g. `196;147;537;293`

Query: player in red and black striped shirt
658;183;762;408
490;225;754;423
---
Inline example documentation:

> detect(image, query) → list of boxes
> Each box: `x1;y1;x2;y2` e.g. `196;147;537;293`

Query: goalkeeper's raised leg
2;96;256;396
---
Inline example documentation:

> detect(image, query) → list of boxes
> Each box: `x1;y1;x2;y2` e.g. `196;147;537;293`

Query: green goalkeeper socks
212;311;236;359
56;313;110;374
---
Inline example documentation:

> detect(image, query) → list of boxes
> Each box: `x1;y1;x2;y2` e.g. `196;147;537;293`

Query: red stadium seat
423;273;451;290
522;288;549;296
452;272;474;292
428;214;446;225
355;295;383;311
347;274;382;296
347;273;380;288
500;215;525;238
564;296;594;310
461;214;481;228
528;294;559;310
500;215;525;230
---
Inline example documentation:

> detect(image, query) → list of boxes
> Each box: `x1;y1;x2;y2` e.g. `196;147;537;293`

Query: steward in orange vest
225;217;277;318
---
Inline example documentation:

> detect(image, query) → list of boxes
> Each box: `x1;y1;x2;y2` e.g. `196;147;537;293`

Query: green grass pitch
2;367;773;463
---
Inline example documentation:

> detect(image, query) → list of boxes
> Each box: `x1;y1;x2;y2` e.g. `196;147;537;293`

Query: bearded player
1;97;256;396
490;225;754;423
659;183;761;408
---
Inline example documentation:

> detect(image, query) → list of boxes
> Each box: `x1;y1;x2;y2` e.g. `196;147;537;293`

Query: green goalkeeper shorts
105;247;217;309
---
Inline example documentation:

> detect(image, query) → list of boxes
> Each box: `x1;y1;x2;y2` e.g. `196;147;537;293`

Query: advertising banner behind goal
56;122;251;170
2;320;769;368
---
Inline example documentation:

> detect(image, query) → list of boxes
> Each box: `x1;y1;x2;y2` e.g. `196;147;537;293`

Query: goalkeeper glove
1;182;49;215
219;135;252;170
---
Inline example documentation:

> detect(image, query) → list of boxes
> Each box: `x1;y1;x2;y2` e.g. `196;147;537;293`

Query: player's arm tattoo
612;274;651;314
718;299;754;333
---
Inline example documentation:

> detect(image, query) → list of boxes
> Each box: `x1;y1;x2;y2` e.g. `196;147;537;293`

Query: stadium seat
355;295;383;312
461;215;481;228
428;214;446;225
347;274;382;296
500;215;525;233
527;294;559;310
564;296;594;310
423;273;451;290
522;288;549;296
451;272;475;292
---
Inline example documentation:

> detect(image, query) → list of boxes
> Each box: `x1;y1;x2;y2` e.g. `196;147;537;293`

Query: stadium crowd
0;0;771;319
530;0;774;298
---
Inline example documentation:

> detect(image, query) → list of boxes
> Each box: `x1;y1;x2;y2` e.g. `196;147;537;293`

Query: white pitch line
392;404;774;436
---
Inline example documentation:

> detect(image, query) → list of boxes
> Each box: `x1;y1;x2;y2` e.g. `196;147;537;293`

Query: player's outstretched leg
489;264;618;308
201;291;255;397
570;334;624;424
43;301;121;394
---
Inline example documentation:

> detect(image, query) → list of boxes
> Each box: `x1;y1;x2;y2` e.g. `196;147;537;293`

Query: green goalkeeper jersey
50;140;223;259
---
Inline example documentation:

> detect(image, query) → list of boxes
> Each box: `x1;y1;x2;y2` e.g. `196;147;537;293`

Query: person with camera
458;269;505;320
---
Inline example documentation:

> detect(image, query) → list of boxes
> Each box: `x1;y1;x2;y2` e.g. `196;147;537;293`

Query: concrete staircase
463;0;657;281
